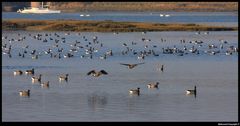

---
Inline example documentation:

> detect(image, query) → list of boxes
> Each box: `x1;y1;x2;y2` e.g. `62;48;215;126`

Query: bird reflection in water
87;93;108;111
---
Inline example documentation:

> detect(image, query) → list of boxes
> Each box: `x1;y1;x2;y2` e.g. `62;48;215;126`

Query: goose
147;82;159;89
137;54;145;60
32;55;38;59
59;74;69;81
160;65;164;72
19;90;30;97
25;68;34;75
129;87;140;95
99;54;107;60
14;70;23;75
31;74;42;83
185;86;197;95
225;51;232;55
87;70;108;77
41;81;49;88
120;63;145;69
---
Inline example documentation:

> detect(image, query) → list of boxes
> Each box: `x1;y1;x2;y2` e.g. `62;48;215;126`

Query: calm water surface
2;11;238;26
2;31;238;121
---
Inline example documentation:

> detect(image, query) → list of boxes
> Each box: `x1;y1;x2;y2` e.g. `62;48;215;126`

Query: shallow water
2;31;238;121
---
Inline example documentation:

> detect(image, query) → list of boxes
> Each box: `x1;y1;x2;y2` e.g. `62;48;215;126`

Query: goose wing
100;70;108;75
87;70;95;75
120;63;130;66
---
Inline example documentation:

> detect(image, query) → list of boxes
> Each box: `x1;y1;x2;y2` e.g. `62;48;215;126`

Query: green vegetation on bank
2;19;238;32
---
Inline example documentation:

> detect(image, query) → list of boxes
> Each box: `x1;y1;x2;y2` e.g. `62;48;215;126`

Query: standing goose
87;70;108;77
120;63;145;69
147;82;159;89
129;87;140;95
59;74;69;81
19;90;30;97
185;86;197;95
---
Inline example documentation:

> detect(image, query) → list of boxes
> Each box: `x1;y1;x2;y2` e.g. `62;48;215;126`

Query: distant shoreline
2;2;238;12
2;19;238;32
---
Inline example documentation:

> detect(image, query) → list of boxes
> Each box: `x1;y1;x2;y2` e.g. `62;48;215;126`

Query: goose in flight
120;63;145;69
87;70;108;77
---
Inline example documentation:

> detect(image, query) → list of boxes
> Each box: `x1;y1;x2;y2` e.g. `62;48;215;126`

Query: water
2;11;238;26
2;31;238;121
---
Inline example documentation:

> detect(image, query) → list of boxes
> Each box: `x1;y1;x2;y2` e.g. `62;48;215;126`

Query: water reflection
87;92;108;111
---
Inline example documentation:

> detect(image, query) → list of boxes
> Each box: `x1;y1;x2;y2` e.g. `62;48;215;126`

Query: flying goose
87;70;108;77
120;63;145;69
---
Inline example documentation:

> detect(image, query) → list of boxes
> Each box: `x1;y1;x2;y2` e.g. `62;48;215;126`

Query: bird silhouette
185;86;197;98
87;70;108;77
59;74;69;81
129;87;140;95
19;89;30;97
120;63;145;69
147;82;159;89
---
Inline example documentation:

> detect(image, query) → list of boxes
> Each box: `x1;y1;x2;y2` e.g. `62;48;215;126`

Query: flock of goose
2;31;237;97
2;31;238;61
14;61;195;97
14;63;164;97
14;62;163;97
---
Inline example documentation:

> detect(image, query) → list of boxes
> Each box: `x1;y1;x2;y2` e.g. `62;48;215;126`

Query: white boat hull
17;4;61;14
